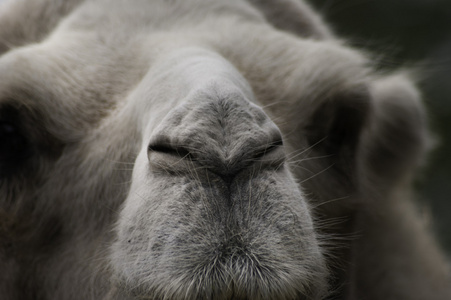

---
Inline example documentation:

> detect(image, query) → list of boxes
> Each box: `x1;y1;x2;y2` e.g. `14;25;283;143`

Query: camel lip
113;227;328;299
118;258;321;300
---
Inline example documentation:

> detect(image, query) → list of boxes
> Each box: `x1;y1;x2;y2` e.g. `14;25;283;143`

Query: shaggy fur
0;0;449;299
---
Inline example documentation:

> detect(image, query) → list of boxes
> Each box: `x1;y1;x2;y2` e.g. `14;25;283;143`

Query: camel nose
147;88;285;180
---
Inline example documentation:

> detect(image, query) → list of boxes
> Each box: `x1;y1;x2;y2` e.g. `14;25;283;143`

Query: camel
0;0;449;299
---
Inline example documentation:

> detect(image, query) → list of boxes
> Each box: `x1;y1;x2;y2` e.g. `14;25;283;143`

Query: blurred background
307;0;451;255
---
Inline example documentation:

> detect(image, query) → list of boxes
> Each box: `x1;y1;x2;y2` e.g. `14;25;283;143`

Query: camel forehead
0;3;369;145
0;14;367;115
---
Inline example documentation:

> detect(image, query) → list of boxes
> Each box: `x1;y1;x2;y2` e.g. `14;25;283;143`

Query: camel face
0;1;449;299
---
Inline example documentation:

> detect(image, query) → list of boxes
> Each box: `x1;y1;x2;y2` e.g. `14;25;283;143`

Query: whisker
300;163;335;184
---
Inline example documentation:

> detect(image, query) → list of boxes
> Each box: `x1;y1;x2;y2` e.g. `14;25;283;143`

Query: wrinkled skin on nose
111;84;327;300
148;87;284;181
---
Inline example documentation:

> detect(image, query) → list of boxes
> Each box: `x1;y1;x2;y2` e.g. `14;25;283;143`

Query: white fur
0;0;449;299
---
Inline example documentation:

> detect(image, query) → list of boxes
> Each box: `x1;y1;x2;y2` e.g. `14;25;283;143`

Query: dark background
308;0;451;255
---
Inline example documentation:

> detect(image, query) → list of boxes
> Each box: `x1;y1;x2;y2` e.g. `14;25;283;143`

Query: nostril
253;138;284;160
148;143;193;159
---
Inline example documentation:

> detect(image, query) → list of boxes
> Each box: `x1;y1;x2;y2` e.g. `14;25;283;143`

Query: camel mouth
118;250;326;300
112;204;328;299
